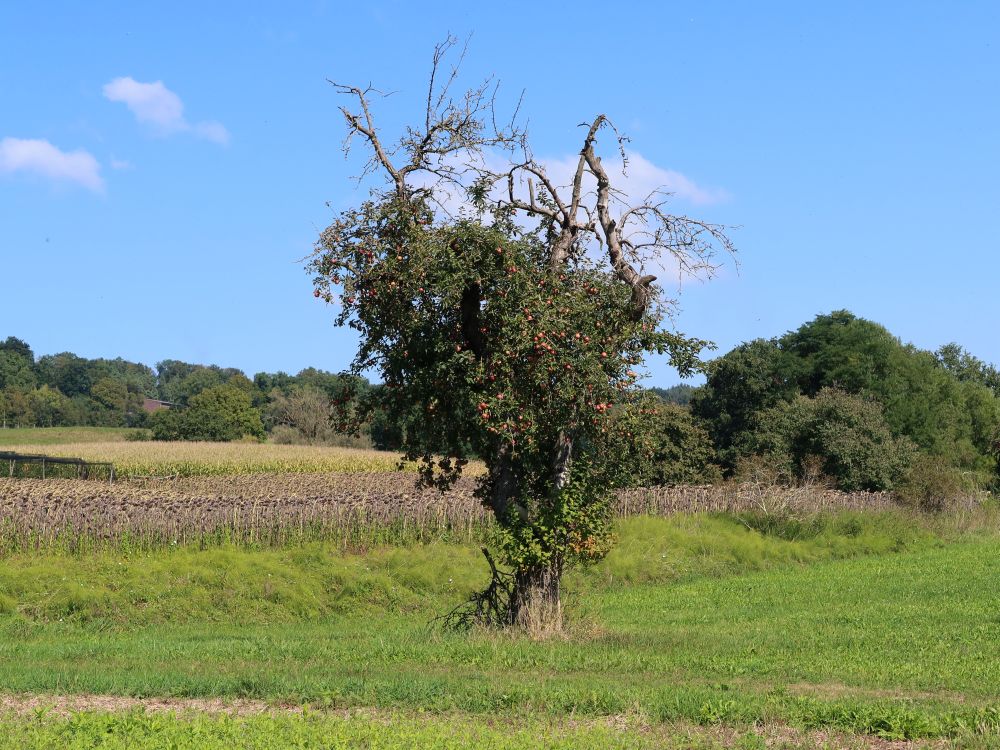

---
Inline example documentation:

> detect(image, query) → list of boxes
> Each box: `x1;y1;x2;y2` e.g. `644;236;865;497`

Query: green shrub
150;385;265;442
897;456;969;513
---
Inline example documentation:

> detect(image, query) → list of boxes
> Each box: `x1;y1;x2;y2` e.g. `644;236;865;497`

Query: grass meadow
0;427;140;447
0;513;997;746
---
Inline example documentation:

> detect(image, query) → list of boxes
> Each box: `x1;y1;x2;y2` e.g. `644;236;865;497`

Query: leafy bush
897;455;969;513
617;400;721;485
737;388;914;491
150;385;265;442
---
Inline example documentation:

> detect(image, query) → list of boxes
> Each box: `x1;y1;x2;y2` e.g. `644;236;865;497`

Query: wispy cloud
0;137;104;192
102;77;229;145
409;148;729;282
535;150;729;207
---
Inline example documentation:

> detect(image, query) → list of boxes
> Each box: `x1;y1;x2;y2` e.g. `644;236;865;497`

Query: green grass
0;513;946;626
0;427;142;447
2;709;944;750
0;511;998;741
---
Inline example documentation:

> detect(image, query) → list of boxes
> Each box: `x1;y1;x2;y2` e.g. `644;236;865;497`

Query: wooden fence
0;452;115;481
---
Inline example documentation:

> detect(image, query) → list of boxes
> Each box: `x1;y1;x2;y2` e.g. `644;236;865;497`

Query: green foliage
649;383;698;406
0;335;386;438
695;311;1000;490
0;350;36;391
936;342;1000;396
0;336;33;361
27;385;77;427
615;399;721;485
896;454;972;513
691;338;798;469
310;210;708;582
740;389;915;491
150;385;265;442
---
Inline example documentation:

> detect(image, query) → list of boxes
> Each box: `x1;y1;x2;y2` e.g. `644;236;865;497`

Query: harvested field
0;473;906;553
0;473;486;551
617;482;897;515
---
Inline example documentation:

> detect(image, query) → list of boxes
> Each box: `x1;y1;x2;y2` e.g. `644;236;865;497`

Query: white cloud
531;150;728;207
192;120;230;146
110;157;132;170
0;137;104;192
103;76;230;145
410;148;728;282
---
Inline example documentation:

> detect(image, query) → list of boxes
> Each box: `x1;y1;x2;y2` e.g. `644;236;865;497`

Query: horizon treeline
0;339;389;446
2;311;999;497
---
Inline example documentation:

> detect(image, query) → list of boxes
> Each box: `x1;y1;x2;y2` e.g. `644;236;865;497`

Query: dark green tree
0;337;33;361
690;338;798;470
742;388;915;491
619;399;721;485
151;385;264;442
0;350;36;391
696;311;1000;488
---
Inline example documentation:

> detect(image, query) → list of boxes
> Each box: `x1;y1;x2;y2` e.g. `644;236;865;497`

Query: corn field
0;472;900;554
0;441;450;478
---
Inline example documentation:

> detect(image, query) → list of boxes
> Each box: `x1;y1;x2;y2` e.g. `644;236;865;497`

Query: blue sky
2;1;998;386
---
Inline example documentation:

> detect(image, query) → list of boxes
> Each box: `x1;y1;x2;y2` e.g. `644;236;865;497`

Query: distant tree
0;350;36;391
266;386;332;444
0;337;33;362
156;359;197;400
0;388;33;428
649;383;698;406
160;366;224;405
28;385;77;427
36;353;92;398
87;358;157;398
781;310;898;395
743;388;915;491
616;399;721;485
936;343;1000;396
253;371;296;400
151;384;264;442
691;338;798;470
90;377;128;413
695;311;1000;487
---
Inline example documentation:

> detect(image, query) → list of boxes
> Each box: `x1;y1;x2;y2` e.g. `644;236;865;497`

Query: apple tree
309;40;733;629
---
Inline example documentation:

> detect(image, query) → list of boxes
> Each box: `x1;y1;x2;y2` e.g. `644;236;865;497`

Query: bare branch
330;42;733;314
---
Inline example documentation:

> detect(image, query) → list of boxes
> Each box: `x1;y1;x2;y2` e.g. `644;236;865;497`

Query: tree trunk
510;561;563;634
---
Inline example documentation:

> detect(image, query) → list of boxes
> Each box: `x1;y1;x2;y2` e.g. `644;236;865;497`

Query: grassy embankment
0;512;998;743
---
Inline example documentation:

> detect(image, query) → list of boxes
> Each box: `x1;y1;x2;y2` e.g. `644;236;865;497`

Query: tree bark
510;561;563;633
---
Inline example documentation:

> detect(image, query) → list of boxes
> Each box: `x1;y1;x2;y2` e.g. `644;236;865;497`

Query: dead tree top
328;34;735;321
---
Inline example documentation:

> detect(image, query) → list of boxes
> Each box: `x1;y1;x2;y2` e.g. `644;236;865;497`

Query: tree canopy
693;310;1000;490
307;39;734;628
